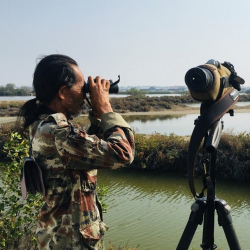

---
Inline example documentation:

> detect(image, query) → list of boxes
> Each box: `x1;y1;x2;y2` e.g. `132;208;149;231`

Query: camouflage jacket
30;110;135;250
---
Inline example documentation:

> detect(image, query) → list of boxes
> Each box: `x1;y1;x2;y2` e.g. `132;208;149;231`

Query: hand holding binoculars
83;75;120;94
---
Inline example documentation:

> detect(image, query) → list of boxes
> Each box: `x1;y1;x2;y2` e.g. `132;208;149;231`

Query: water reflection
124;114;197;135
122;113;250;135
99;169;250;250
121;114;183;123
73;112;250;136
187;102;250;108
99;169;250;211
72;111;250;136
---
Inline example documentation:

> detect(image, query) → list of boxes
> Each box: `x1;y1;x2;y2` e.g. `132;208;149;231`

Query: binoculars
83;75;120;94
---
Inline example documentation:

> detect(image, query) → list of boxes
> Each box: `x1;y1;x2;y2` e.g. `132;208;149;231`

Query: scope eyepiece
206;59;221;68
83;75;120;94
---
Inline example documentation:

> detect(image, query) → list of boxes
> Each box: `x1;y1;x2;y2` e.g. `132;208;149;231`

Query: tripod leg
201;207;216;250
201;175;216;250
176;199;206;250
215;199;241;250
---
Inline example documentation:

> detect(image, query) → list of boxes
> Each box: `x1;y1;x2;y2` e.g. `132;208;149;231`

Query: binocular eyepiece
83;75;120;94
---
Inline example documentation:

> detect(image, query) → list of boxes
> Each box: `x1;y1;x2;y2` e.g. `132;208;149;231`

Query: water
111;94;182;98
0;96;34;101
124;112;250;136
1;96;249;135
1;111;250;135
0;167;249;249
187;102;250;108
1;94;247;101
0;94;182;101
99;169;250;249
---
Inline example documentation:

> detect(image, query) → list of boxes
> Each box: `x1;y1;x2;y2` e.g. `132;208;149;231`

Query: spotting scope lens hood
185;67;214;92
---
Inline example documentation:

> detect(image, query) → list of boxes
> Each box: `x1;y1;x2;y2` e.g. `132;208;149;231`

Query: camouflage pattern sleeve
87;111;103;136
52;112;135;170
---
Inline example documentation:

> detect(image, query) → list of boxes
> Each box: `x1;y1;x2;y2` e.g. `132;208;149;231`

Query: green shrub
140;100;147;106
132;133;189;172
0;132;43;250
141;105;151;112
215;132;250;181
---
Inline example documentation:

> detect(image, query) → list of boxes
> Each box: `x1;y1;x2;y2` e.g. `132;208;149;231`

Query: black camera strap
187;88;239;198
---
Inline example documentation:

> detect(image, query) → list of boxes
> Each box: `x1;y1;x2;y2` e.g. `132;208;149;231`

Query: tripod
176;113;241;250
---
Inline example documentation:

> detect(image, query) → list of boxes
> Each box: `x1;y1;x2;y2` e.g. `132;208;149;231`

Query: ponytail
18;98;46;129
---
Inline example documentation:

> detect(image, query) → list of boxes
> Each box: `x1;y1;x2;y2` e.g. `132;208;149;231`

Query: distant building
120;85;187;92
168;86;187;92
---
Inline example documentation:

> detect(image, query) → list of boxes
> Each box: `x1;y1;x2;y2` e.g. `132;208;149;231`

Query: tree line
0;84;32;96
0;85;181;97
1;83;250;97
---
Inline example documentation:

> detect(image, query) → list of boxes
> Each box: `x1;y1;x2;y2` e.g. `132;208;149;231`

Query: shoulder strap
20;121;46;199
188;88;239;198
20;157;45;199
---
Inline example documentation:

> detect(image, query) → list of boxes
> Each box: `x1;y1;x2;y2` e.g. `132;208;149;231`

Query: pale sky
1;0;250;88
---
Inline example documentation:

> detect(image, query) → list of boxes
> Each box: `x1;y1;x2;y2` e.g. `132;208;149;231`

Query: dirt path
0;117;17;124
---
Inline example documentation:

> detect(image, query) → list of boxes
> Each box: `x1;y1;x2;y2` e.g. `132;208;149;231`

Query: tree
19;86;32;96
0;84;33;96
4;83;16;96
126;87;146;97
0;86;5;96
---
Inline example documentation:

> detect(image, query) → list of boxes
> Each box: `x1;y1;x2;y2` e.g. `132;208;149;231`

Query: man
18;54;135;250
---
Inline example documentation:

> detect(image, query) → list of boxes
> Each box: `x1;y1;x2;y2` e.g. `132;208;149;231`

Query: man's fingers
88;76;94;85
101;79;110;89
94;76;101;84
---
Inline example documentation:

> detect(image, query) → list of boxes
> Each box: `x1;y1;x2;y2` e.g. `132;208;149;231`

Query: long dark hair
18;54;78;128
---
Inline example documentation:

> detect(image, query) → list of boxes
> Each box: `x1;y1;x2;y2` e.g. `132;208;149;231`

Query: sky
1;0;250;88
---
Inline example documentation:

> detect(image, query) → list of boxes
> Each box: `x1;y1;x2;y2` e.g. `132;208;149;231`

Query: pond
1;111;250;136
0;166;249;249
123;112;250;136
99;169;250;250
